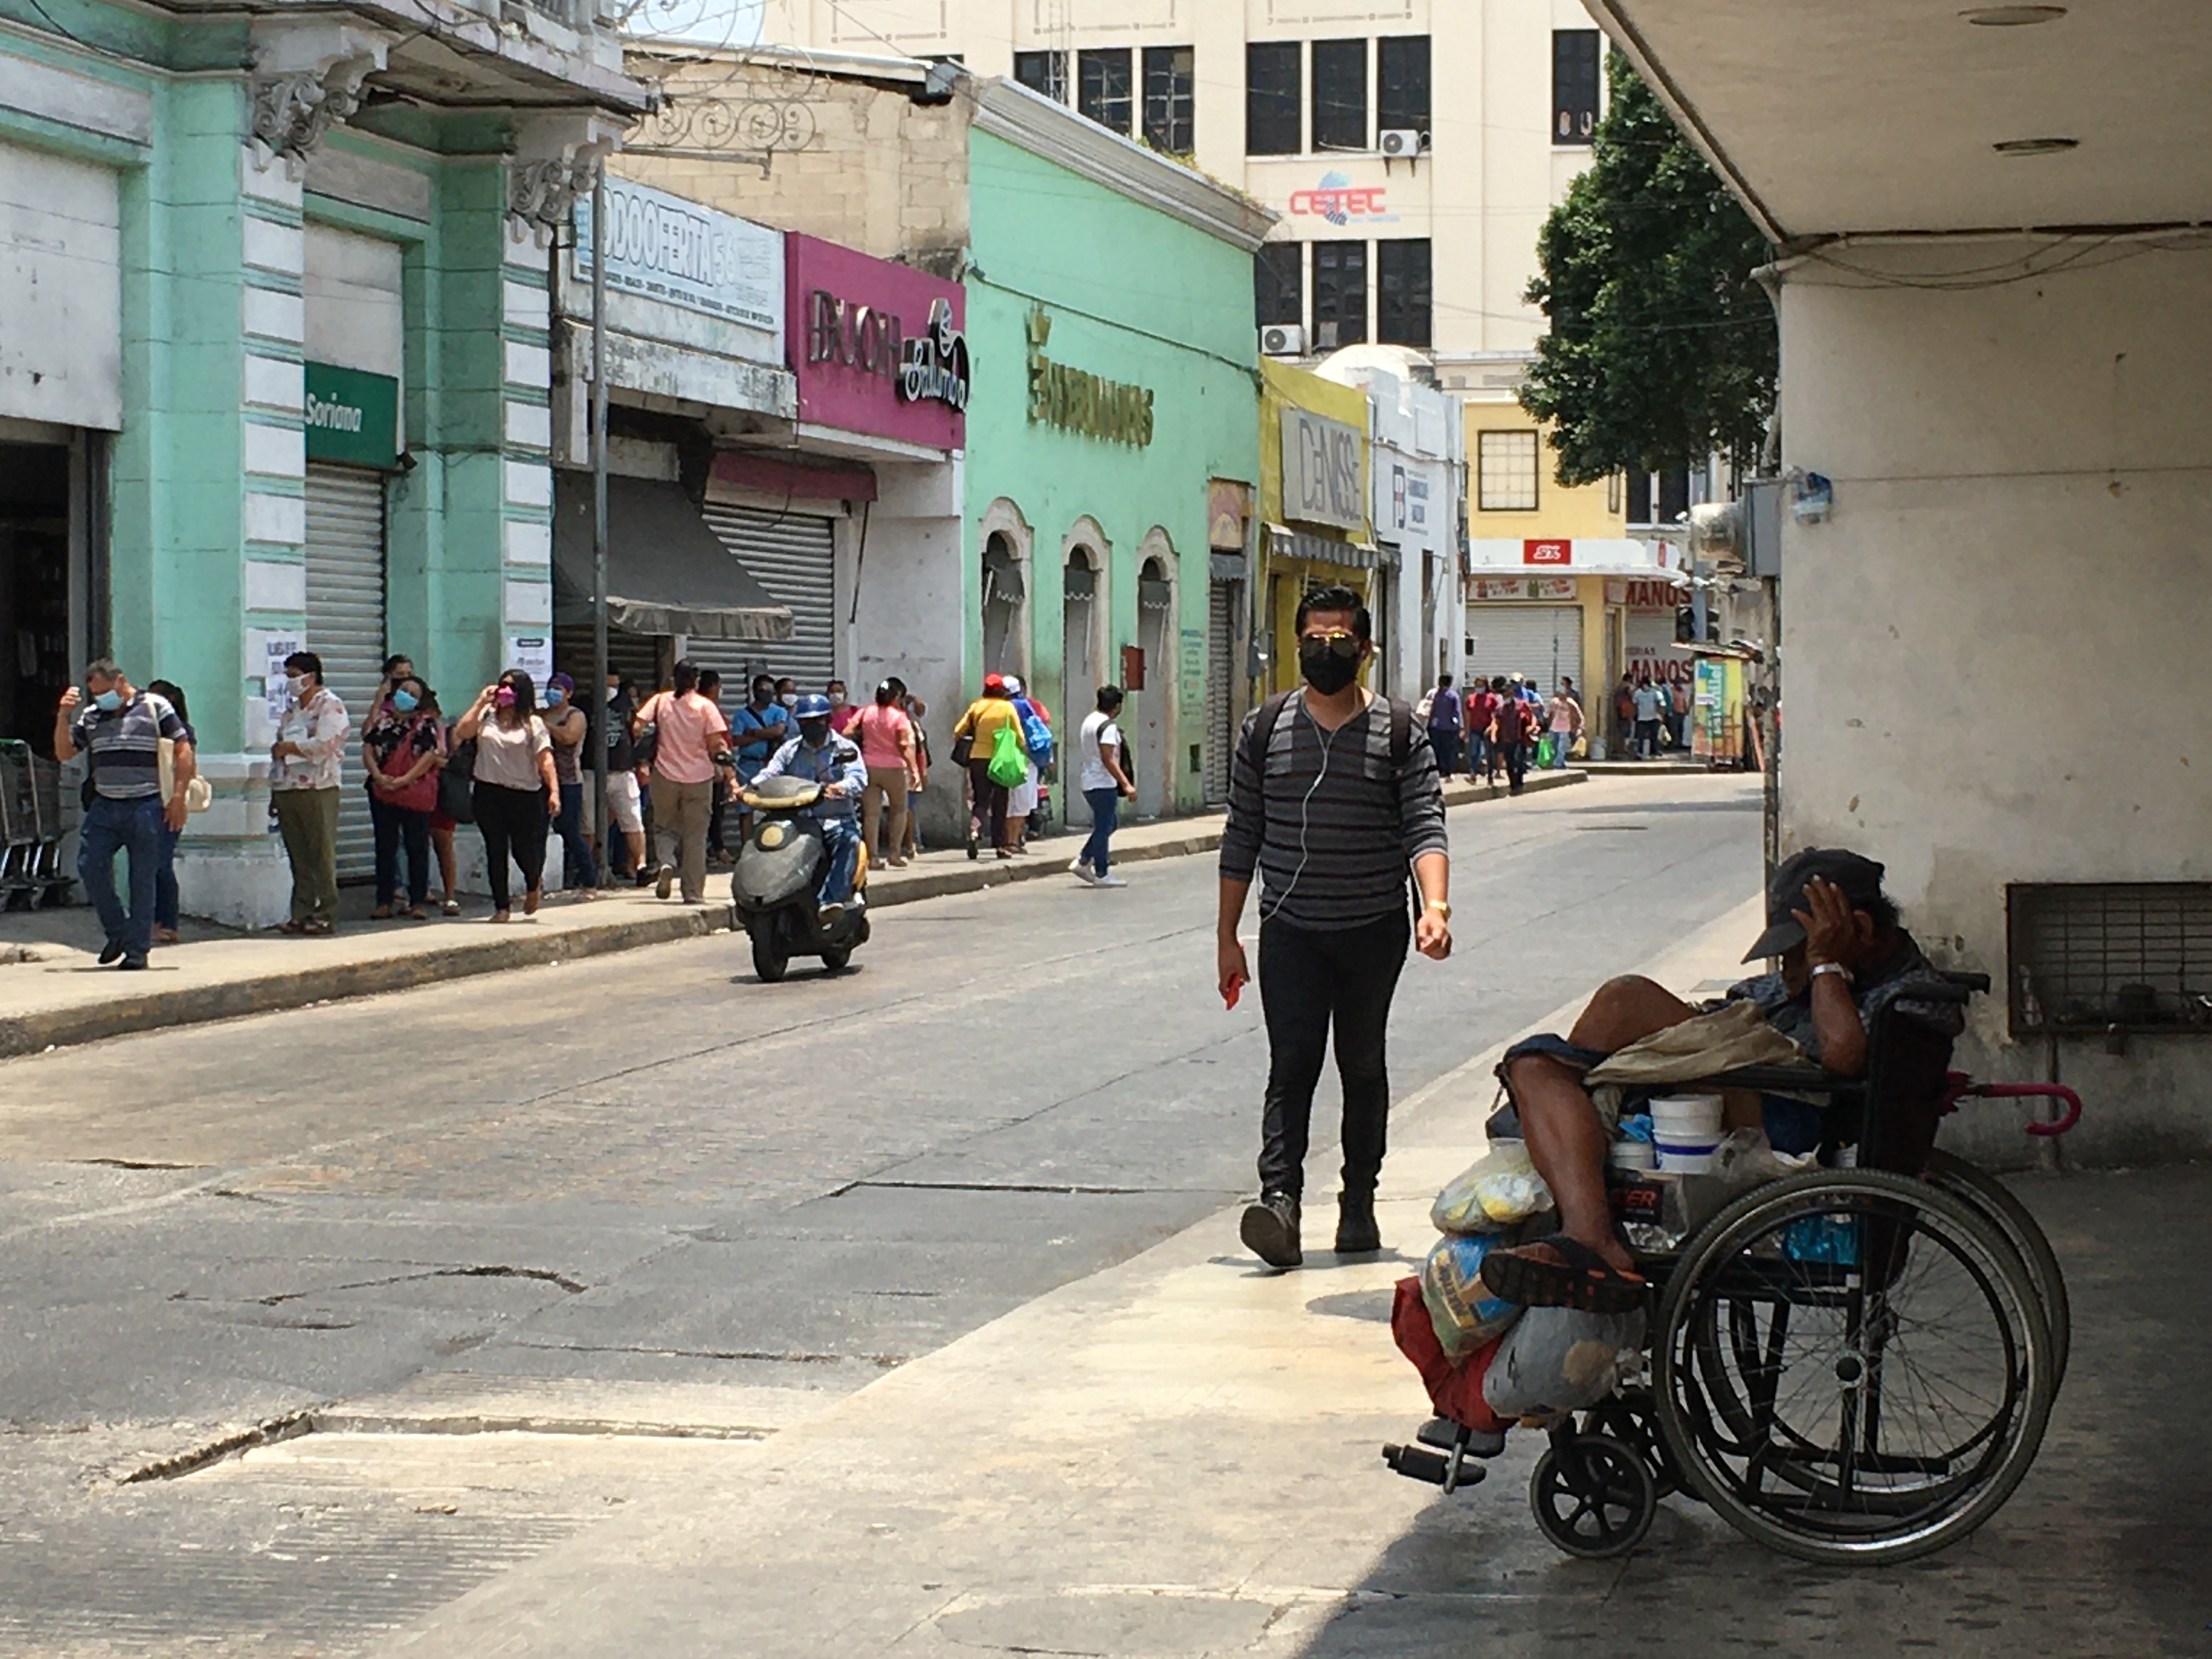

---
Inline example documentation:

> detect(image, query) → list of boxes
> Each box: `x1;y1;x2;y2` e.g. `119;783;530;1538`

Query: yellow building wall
1260;359;1376;694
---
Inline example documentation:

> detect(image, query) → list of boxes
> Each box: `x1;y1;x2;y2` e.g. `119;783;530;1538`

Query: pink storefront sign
786;233;967;451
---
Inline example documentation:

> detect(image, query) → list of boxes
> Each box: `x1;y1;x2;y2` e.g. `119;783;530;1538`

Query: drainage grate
2007;881;2212;1036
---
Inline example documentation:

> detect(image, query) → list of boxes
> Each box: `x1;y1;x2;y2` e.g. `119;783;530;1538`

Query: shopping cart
0;740;75;909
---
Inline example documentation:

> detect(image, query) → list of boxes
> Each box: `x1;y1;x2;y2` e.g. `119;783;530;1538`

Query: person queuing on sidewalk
1465;674;1501;785
751;694;868;921
951;672;1021;861
361;673;443;919
727;673;789;851
542;672;597;900
774;675;799;710
853;680;918;868
268;650;349;936
1002;674;1051;854
890;678;930;859
1491;675;1533;795
1545;681;1583;769
420;687;463;915
1669;675;1693;752
826;678;864;738
1070;685;1136;888
53;660;194;969
695;669;736;869
1418;672;1463;777
143;678;196;946
1217;584;1452;1269
455;670;557;923
598;672;647;887
1632;678;1666;759
634;659;731;904
1613;674;1638;757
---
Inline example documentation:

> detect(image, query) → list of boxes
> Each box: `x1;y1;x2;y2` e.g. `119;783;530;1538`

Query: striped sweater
1219;694;1449;930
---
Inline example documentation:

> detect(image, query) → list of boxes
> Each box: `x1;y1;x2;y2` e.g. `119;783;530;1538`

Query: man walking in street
1218;584;1452;1268
53;661;195;969
1418;671;1463;777
268;650;349;935
1492;676;1534;795
1071;684;1137;887
1633;678;1666;759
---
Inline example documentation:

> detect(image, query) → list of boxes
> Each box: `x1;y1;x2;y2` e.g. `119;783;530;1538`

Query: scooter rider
751;693;869;921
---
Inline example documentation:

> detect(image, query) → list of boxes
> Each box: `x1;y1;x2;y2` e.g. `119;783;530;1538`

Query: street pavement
0;773;2194;1655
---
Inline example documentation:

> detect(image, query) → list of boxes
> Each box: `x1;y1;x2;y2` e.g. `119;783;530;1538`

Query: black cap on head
1743;848;1889;962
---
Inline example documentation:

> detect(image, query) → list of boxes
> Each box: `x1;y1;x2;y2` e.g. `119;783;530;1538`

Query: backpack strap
1238;688;1298;788
1387;697;1412;769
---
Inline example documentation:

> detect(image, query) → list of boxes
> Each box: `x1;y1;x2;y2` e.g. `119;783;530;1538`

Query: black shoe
98;939;125;966
119;954;148;971
966;835;980;862
1240;1192;1302;1268
1335;1190;1381;1255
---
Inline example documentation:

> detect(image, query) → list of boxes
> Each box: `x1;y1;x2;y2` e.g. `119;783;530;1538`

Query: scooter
731;774;870;982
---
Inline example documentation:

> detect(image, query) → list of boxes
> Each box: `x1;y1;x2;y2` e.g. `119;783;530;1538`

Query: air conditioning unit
1259;323;1307;357
1379;128;1427;157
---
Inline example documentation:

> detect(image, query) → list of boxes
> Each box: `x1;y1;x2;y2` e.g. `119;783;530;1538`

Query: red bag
374;715;441;814
1390;1276;1513;1435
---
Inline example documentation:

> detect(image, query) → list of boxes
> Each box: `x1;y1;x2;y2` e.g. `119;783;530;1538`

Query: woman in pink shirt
852;681;918;867
632;660;731;904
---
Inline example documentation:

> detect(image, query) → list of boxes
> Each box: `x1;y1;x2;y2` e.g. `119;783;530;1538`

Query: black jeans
1427;729;1462;775
1256;910;1410;1202
967;758;1009;849
473;780;548;911
369;793;431;908
1498;740;1530;792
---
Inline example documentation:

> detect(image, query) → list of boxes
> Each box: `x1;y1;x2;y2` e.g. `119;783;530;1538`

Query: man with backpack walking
1217;584;1452;1269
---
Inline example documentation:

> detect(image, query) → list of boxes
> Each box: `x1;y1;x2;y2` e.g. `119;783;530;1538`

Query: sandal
369;905;393;920
1479;1234;1647;1314
442;899;461;916
406;906;428;920
276;919;310;935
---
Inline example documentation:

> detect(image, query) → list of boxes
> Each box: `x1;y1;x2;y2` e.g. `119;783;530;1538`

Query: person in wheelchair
1482;848;1938;1314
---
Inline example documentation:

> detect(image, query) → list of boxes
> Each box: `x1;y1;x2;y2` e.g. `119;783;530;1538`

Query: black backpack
1238;690;1413;782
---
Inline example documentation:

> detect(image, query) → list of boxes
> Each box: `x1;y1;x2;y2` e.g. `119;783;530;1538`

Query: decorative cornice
247;20;395;180
506;111;628;247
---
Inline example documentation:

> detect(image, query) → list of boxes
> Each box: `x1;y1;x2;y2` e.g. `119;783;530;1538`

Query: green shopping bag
1535;733;1556;768
987;721;1029;788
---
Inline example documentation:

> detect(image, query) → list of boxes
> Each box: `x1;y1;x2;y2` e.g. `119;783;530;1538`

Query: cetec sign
786;233;965;452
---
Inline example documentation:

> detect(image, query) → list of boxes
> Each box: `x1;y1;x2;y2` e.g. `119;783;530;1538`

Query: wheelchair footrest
1383;1443;1489;1490
1415;1417;1506;1457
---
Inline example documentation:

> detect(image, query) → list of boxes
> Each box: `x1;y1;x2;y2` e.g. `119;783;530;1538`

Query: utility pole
590;170;611;868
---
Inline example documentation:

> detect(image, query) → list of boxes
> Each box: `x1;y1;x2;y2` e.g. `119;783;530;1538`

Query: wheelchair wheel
1588;1388;1681;1499
1922;1149;2070;1390
1653;1169;2054;1566
1529;1434;1657;1559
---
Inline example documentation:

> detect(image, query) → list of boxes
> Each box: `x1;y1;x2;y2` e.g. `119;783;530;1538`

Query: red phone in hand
1223;972;1245;1010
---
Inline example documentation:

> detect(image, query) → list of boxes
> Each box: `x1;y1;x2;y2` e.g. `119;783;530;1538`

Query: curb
0;768;1587;1060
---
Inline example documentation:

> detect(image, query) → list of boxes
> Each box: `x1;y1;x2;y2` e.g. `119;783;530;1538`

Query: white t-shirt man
1079;708;1124;792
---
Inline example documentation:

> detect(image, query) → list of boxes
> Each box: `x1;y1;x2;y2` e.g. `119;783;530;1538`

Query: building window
1553;30;1601;145
1376;238;1431;347
1311;240;1367;348
1255;242;1304;329
1078;48;1134;135
1479;431;1541;512
1247;41;1301;154
1014;49;1067;104
1142;46;1195;154
1311;38;1368;152
1377;36;1430;138
1627;466;1691;525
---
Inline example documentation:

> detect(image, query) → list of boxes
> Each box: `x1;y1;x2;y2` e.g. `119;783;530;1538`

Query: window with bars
1254;242;1304;328
1553;30;1601;145
1247;41;1301;154
1078;48;1134;135
1311;38;1368;152
1478;431;1540;512
1014;49;1067;104
1376;238;1431;347
1311;240;1367;348
1378;35;1430;137
2008;883;2212;1034
1143;45;1194;154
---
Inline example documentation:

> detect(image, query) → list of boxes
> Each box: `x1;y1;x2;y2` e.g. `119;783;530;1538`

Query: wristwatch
1425;897;1452;921
1810;961;1854;986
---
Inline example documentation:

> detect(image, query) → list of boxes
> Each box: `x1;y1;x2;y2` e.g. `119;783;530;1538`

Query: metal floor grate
2007;882;2212;1035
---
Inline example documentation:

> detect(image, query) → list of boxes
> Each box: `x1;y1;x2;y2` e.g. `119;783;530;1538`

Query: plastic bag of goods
1420;1233;1525;1358
1482;1305;1649;1419
1431;1142;1553;1235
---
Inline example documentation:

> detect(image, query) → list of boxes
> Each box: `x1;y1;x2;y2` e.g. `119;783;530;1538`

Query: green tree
1518;53;1777;487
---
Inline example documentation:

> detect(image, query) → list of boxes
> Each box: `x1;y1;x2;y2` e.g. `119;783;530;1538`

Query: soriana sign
786;233;964;451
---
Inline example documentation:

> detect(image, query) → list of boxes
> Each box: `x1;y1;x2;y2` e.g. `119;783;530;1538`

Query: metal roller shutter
304;464;387;881
1464;604;1583;695
697;501;836;691
1203;580;1237;805
554;624;662;696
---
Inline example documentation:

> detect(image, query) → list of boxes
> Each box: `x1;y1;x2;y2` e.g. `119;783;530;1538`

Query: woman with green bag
951;672;1023;860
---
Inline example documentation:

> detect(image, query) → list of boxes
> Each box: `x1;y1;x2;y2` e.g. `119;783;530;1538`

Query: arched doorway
981;529;1025;681
1135;540;1175;819
1062;542;1101;826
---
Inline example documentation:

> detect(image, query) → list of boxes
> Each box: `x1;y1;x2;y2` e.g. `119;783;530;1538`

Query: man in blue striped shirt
1218;585;1452;1268
54;659;194;970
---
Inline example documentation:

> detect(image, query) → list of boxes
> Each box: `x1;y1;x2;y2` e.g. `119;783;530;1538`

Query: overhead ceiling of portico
1589;1;2212;240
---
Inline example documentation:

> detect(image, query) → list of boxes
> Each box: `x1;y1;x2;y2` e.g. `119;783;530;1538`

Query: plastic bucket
1648;1094;1724;1132
1608;1138;1658;1171
1655;1141;1717;1173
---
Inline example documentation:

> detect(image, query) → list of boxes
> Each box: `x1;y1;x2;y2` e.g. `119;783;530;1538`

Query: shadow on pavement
1296;1164;2212;1659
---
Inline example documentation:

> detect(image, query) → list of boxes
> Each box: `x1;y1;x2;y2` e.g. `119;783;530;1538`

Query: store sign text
1288;170;1398;225
1472;577;1576;602
1281;405;1363;532
574;179;781;331
899;298;970;411
1523;539;1571;566
1025;306;1153;448
302;361;399;467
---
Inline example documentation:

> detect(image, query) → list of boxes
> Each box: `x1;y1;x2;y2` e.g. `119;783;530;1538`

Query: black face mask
1298;638;1361;695
799;719;831;746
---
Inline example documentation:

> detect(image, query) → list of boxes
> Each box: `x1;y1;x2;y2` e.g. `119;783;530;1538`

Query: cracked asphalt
0;775;1763;1654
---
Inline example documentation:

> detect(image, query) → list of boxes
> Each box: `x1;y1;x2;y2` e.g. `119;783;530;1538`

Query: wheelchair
1385;969;2083;1567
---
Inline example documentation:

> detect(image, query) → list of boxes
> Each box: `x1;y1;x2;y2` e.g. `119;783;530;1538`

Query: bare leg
1507;976;1700;1277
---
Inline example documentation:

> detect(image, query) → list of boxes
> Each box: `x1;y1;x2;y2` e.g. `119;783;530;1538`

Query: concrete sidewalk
0;768;1583;1058
331;887;2188;1659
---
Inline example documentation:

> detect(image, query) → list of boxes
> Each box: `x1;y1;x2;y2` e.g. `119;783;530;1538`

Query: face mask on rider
1297;634;1362;696
799;719;831;746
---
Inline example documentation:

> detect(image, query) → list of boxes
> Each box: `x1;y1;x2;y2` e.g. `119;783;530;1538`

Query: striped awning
1266;523;1397;573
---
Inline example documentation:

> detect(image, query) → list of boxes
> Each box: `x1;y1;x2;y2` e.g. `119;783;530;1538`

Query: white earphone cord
1257;711;1338;926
